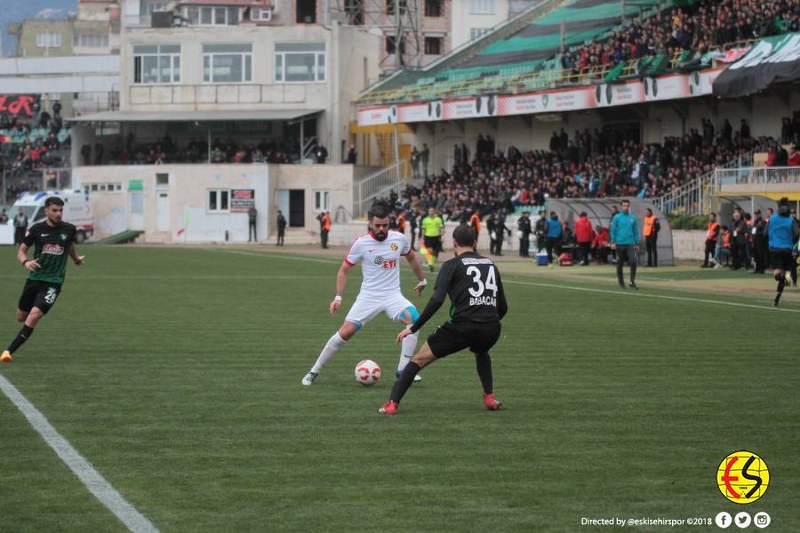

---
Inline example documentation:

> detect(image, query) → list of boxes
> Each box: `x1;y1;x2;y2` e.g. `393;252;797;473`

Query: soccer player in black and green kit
1;196;85;363
379;224;508;415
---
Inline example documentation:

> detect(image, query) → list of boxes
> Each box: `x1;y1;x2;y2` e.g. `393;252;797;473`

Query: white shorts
344;292;417;328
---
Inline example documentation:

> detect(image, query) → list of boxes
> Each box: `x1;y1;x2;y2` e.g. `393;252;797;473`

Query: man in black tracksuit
379;224;508;415
518;211;532;257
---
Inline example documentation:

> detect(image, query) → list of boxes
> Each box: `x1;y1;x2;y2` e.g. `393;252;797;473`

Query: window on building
208;189;230;212
36;32;62;48
424;0;442;17
296;0;317;23
203;43;252;83
184;5;240;26
314;190;331;212
274;42;326;83
75;34;109;48
344;0;363;24
140;0;169;16
470;0;495;14
386;35;407;55
89;182;122;192
133;44;181;84
470;28;491;40
155;173;169;186
386;0;408;15
424;36;443;55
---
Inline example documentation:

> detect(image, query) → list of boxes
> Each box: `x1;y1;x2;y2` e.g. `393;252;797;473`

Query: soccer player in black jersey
1;197;85;363
379;224;508;415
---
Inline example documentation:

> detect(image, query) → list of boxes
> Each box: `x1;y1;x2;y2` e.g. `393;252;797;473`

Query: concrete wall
72;163;355;243
672;230;705;260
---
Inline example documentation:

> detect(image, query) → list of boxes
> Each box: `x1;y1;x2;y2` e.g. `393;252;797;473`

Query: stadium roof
67;109;323;123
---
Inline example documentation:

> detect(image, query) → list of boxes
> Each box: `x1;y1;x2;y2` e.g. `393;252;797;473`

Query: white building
450;0;540;49
68;0;382;244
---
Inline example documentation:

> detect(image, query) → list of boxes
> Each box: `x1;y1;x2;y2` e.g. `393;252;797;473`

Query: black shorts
770;249;794;271
424;236;442;254
18;279;62;315
427;321;501;359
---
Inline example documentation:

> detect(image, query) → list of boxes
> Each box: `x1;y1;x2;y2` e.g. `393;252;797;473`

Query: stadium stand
391;116;797;221
358;0;800;105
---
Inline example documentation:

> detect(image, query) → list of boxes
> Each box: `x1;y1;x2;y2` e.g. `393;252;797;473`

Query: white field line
504;279;800;313
0;374;158;533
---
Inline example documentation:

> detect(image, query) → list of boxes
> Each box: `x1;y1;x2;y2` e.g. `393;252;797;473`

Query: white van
13;190;94;243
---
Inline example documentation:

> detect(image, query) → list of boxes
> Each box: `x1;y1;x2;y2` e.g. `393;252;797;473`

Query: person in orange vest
469;211;481;249
317;211;332;249
714;225;732;268
396;211;406;235
701;212;720;268
642;207;660;267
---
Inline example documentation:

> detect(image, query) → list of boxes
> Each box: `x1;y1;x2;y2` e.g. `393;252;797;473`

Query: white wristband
334;295;342;302
416;279;427;286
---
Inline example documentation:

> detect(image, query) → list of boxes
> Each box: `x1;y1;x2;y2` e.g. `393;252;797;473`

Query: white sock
397;331;419;373
310;332;347;374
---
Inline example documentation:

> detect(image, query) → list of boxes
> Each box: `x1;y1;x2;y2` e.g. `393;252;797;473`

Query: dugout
717;196;778;222
546;198;674;266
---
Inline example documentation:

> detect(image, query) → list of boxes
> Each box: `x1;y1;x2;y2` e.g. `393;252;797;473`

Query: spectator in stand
788;145;800;167
314;142;328;164
410;146;421;179
345;144;357;164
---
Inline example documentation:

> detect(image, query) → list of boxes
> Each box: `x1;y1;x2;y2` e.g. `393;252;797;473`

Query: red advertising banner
356;69;724;126
0;95;40;118
231;189;255;213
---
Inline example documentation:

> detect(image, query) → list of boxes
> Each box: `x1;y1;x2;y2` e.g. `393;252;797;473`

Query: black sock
7;325;34;354
630;263;637;282
475;352;493;394
777;278;786;296
389;362;421;403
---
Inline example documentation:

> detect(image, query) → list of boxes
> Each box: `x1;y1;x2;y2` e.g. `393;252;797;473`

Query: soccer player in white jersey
302;202;429;385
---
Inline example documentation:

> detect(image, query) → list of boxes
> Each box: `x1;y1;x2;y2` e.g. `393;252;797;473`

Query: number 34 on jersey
466;264;498;306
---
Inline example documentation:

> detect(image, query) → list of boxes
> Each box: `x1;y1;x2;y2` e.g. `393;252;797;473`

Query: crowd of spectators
396;117;784;223
83;134;302;166
1;107;71;203
561;0;800;74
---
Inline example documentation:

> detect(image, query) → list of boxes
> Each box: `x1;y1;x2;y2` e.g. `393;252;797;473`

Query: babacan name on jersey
461;257;499;307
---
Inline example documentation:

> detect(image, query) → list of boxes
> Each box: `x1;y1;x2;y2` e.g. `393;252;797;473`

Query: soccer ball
355;359;381;386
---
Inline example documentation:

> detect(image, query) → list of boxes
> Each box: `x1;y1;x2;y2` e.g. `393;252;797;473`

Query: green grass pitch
0;246;798;532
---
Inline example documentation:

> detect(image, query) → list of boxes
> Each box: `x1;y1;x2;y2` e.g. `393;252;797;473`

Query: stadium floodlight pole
560;18;565;54
621;0;626;25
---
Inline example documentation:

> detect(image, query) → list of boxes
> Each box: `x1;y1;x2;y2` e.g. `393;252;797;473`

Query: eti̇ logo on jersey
717;450;770;504
390;243;398;251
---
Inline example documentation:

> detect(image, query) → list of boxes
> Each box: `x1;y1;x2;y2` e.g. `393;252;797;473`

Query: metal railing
353;159;412;219
716;166;800;188
652;151;757;216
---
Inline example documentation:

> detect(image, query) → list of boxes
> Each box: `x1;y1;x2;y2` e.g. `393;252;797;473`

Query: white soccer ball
355;359;381;386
